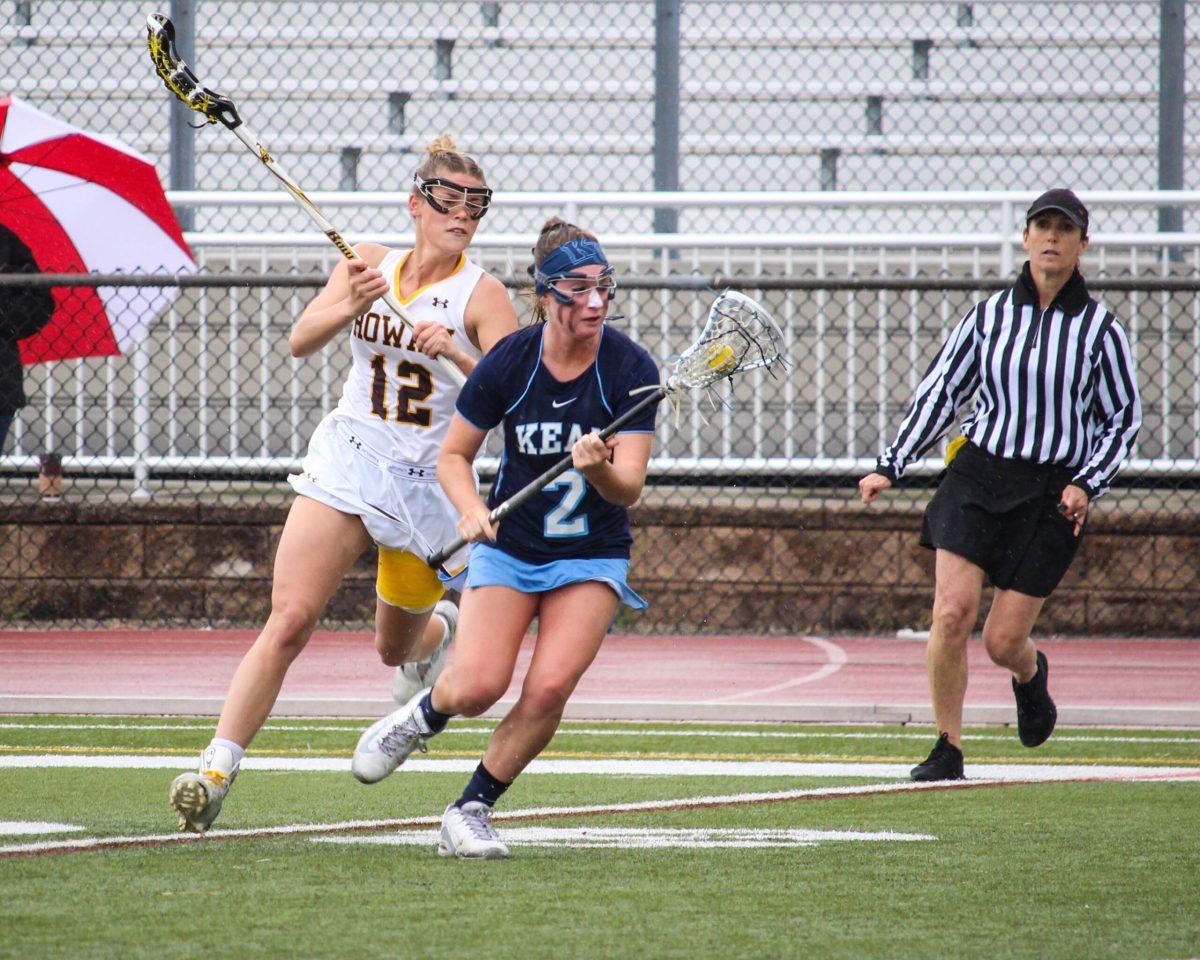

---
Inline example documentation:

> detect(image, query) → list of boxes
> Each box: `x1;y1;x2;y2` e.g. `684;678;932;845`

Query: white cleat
169;747;237;834
392;599;457;704
438;801;509;860
352;689;433;784
170;744;237;830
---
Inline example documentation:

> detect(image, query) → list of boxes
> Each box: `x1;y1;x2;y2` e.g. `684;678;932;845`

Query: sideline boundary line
3;748;1199;769
2;769;1196;860
2;696;1198;727
2;715;1200;744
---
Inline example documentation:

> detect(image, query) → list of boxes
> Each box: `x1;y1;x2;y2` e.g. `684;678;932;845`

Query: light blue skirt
465;543;648;610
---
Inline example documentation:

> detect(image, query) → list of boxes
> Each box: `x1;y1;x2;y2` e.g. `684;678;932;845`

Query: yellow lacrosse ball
707;343;737;374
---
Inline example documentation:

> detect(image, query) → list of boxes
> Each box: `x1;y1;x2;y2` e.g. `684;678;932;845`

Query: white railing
3;191;1198;494
172;188;1200;276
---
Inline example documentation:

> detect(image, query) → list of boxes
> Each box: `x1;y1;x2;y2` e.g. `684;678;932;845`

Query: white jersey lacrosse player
169;136;517;834
291;248;486;574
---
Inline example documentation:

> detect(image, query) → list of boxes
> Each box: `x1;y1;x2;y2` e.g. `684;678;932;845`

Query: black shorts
919;442;1082;598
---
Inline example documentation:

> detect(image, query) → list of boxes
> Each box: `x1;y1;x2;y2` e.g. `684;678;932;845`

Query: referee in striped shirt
859;189;1142;781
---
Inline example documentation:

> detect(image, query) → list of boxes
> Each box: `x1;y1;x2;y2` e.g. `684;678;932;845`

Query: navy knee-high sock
455;762;510;809
418;690;452;734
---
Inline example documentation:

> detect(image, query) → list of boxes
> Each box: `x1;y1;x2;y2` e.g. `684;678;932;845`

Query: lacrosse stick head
669;290;785;390
146;13;242;130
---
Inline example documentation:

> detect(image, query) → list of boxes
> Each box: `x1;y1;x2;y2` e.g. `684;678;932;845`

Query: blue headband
533;238;609;299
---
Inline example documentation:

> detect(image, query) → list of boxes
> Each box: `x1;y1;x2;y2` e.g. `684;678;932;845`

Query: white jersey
332;250;484;467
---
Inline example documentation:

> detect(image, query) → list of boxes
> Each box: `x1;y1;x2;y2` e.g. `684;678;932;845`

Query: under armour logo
431;297;449;308
407;466;428;477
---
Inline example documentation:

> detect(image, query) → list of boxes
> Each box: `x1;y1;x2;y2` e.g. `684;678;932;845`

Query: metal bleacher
1;0;1187;218
1;2;1195;489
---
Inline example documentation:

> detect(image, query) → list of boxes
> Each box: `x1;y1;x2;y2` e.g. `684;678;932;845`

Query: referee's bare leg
928;550;985;746
980;591;1044;684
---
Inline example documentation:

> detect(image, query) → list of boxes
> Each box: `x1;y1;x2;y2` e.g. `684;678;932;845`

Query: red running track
1;630;1197;726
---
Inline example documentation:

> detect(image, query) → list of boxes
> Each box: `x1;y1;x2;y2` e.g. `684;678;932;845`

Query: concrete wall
2;500;1196;635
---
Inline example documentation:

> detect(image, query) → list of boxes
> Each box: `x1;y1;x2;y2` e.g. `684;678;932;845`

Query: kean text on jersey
515;421;600;456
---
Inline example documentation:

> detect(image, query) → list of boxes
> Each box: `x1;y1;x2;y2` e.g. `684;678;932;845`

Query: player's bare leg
374;598;449;667
352;585;531;784
215;496;370;746
433;584;538;717
435;583;616;860
370;544;462;702
480;582;617;782
171;497;368;832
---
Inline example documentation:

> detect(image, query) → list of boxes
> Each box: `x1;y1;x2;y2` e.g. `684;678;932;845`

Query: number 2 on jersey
543;471;588;537
369;354;433;427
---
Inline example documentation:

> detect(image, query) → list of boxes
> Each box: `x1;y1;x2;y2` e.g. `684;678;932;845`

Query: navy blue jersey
456;323;659;564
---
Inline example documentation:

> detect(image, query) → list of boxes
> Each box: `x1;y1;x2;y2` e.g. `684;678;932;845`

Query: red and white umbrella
0;96;194;363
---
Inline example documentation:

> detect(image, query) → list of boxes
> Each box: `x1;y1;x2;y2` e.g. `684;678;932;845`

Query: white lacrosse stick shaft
221;122;467;387
146;11;467;387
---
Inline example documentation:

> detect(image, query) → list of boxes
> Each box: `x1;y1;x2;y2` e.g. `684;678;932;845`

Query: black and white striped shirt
876;264;1142;499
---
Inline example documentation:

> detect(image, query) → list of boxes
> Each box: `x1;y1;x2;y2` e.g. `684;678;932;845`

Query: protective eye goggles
412;175;493;220
542;269;618;305
531;237;616;305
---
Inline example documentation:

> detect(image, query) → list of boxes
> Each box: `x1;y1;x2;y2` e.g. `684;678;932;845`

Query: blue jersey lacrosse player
352;218;659;858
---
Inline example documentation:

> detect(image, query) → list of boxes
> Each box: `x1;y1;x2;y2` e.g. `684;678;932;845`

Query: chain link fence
1;0;1196;633
1;272;1197;633
2;0;1192;236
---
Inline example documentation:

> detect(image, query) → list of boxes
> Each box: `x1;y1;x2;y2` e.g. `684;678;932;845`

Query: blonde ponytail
414;134;486;184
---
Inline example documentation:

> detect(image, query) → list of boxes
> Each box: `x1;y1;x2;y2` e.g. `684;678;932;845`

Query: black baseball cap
1026;188;1089;234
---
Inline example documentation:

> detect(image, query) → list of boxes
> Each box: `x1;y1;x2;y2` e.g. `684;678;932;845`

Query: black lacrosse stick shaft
426;384;668;571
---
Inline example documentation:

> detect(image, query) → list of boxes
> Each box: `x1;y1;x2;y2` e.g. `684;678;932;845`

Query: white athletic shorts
288;414;469;575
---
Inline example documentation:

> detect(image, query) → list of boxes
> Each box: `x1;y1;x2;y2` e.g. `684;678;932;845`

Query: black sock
419;690;452;734
456;762;510;809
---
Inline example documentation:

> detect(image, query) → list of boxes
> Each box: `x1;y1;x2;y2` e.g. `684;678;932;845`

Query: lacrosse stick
145;12;467;386
427;290;785;569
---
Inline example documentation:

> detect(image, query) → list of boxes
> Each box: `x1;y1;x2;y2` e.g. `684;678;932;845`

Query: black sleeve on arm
0;226;55;341
874;462;898;482
0;287;55;342
1072;479;1097;499
876;301;984;481
1070;317;1142;500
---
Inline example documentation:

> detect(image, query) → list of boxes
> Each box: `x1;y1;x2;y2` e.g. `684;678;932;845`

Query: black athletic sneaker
1013;649;1057;747
910;733;965;782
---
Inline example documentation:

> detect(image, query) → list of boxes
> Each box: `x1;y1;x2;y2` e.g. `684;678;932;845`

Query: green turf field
2;716;1198;960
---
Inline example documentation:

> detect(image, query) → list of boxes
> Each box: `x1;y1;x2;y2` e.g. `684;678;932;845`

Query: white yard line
6;697;1197;727
0;721;396;733
2;769;1196;859
0;821;84;836
315;826;939;849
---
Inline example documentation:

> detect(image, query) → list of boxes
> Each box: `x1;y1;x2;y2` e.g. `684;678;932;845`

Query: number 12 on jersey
370;354;434;427
543;471;588;537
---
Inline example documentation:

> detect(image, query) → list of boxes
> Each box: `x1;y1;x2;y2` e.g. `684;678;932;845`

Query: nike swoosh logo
551;398;577;409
